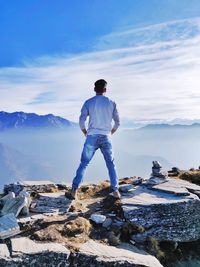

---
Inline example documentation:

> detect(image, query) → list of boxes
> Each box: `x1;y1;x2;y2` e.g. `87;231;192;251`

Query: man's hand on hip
81;128;87;136
111;128;117;135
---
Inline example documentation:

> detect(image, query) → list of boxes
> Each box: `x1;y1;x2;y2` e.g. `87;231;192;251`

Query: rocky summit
1;167;200;266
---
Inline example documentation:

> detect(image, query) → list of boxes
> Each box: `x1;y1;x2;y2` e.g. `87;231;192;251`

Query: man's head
94;79;107;94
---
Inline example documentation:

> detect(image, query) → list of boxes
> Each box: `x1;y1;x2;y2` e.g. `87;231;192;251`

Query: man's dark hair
94;79;107;93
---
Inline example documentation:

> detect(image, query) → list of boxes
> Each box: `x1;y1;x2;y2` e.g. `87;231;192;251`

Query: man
71;79;120;199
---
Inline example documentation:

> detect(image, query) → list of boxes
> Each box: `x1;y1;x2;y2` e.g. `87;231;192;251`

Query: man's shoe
71;188;78;200
109;190;121;199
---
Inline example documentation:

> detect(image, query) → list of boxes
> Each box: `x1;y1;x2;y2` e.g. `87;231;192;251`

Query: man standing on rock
71;79;120;199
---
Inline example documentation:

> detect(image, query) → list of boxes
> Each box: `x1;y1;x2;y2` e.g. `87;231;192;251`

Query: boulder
0;213;20;239
1;196;27;217
122;178;200;242
0;192;15;205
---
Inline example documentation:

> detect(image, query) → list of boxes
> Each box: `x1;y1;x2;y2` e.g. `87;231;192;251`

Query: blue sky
1;0;200;122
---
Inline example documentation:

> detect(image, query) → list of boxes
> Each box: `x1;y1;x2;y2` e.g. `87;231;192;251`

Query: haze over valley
0;112;199;191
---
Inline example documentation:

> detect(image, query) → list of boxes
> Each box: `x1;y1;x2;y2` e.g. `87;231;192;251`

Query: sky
0;0;200;123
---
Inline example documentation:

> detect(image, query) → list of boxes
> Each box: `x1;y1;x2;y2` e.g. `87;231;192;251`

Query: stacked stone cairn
147;161;168;185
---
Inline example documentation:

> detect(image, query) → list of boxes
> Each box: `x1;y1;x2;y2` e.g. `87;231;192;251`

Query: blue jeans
72;134;119;192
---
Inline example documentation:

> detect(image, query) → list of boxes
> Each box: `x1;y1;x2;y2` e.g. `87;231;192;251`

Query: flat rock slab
73;240;163;267
121;185;197;207
0;213;20;239
151;178;200;196
0;244;10;257
11;237;70;256
0;237;70;267
121;178;200;242
30;192;72;214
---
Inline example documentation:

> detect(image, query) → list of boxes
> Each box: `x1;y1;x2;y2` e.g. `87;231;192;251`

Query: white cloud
0;17;200;122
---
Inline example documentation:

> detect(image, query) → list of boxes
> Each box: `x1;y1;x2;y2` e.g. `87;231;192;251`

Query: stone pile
168;167;181;177
147;161;168;185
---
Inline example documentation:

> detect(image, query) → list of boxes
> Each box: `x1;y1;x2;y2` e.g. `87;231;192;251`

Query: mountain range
0;111;200;131
140;123;200;130
0;111;77;131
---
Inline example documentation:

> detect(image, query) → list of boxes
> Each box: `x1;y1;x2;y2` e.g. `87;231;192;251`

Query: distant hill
0;111;77;131
0;142;52;190
140;123;200;130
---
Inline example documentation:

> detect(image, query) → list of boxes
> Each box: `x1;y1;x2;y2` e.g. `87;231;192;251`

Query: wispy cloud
0;17;200;122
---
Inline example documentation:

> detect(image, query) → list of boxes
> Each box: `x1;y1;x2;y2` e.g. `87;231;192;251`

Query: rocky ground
1;168;200;266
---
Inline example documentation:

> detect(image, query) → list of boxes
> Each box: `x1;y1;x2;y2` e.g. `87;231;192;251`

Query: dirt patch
64;181;110;201
62;217;91;237
32;224;64;243
78;181;110;200
30;215;92;251
178;170;200;185
101;195;123;218
68;200;85;212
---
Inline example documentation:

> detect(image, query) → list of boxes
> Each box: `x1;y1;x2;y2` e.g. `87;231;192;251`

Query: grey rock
172;167;180;173
122;178;200;242
0;192;15;205
146;176;168;185
0;213;20;239
90;214;106;224
1;195;27;217
107;213;116;217
30;192;71;214
72;240;163;267
152;161;162;169
132;177;143;185
129;240;135;245
113;219;124;227
4;180;58;195
102;218;112;228
168;167;180;177
0;190;31;218
119;184;135;193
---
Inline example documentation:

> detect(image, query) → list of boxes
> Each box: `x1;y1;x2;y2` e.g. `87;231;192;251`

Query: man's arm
79;102;88;136
111;102;120;134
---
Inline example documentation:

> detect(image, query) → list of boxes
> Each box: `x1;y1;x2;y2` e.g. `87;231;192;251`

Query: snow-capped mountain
0;111;77;131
